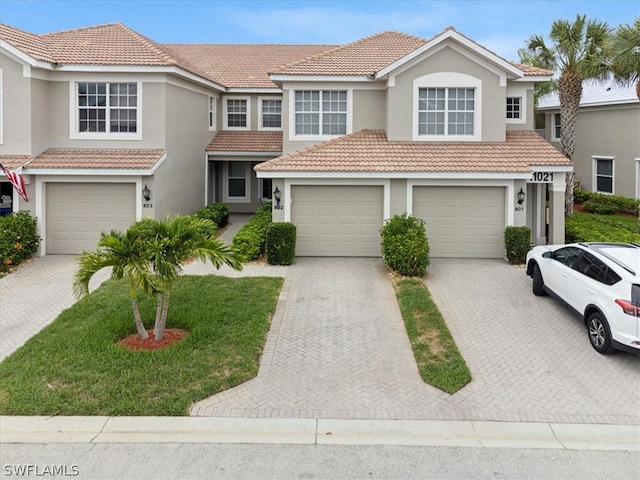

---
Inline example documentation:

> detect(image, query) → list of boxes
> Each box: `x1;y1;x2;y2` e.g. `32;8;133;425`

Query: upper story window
553;113;561;141
208;96;216;130
418;87;475;136
594;158;614;194
77;82;137;133
294;90;347;136
506;97;521;119
224;97;250;130
260;98;282;129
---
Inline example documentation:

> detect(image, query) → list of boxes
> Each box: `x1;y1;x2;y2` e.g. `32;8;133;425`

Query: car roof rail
580;242;637;276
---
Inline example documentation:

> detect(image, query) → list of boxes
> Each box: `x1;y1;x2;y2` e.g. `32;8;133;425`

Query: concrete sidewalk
2;416;638;451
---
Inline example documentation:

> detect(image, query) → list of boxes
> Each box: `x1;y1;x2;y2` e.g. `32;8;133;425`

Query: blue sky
1;0;638;61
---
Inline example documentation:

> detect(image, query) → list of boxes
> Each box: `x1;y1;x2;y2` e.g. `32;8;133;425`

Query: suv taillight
615;299;640;316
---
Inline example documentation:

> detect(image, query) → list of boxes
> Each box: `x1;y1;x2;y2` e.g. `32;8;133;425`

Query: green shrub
195;202;229;229
380;213;430;277
266;222;296;265
580;192;639;216
565;212;640;243
573;188;591;205
232;202;272;260
0;211;40;273
504;226;531;265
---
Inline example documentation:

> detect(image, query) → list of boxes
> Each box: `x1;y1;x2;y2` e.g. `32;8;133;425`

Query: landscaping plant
0;211;40;274
380;213;430;277
265;222;296;265
232;202;273;260
504;226;532;265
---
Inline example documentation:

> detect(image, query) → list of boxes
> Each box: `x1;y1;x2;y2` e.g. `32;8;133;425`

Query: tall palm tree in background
527;14;612;215
74;228;158;340
138;215;244;341
608;18;640;101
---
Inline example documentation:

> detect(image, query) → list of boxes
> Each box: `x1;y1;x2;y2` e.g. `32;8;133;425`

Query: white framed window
594;157;614;194
259;178;273;201
224;161;250;202
293;90;347;137
70;81;141;140
553;113;561;141
418;87;475;136
224;97;250;130
208;96;216;130
259;98;282;130
506;97;521;119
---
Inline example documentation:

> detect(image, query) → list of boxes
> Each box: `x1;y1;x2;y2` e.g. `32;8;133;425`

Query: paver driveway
192;258;640;424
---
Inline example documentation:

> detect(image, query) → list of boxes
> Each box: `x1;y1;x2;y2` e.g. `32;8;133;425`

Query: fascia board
269;74;374;83
23;168;155;176
513;75;552;83
255;171;534;179
1;42;52;69
224;87;282;94
207;151;282;157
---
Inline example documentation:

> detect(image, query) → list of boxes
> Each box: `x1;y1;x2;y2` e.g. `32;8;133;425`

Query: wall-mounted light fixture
517;187;525;205
273;186;282;209
142;184;151;201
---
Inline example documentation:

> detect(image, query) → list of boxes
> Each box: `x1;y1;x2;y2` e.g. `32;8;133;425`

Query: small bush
380;213;430;277
0;211;40;273
581;192;639;217
232;202;272;261
195;203;229;229
504;226;531;265
573;188;591;205
266;222;296;265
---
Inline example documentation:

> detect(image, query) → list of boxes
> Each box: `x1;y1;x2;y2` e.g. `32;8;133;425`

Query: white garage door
413;186;505;258
291;185;383;256
47;183;136;254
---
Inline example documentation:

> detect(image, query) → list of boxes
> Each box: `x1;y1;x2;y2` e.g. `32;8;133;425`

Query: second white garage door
291;185;383;256
47;183;136;254
413;186;505;258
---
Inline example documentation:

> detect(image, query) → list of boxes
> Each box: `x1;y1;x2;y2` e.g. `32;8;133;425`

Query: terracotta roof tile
207;131;283;153
512;62;553;76
0;24;55;62
26;149;165;170
0;155;33;170
255;130;571;174
165;44;336;88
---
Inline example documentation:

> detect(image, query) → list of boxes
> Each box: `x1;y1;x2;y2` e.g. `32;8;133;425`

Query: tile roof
26;149;166;170
207;131;283;153
0;155;33;170
0;24;56;63
254;130;572;174
164;44;336;89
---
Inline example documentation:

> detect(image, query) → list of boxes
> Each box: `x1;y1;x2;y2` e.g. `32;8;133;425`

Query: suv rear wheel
587;312;615;354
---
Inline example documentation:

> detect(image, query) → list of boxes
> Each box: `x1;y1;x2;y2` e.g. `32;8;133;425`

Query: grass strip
0;275;282;416
394;278;471;394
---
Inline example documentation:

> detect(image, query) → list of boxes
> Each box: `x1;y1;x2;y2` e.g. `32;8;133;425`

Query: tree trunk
558;73;583;216
153;293;163;338
154;291;170;341
128;277;148;340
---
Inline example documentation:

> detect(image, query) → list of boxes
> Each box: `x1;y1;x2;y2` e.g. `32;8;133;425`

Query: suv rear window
574;252;621;285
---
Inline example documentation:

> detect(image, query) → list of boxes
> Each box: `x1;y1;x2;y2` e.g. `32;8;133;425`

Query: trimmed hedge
0;211;40;274
266;222;296;265
195;202;229;229
565;212;640;243
504;226;531;265
574;189;639;216
232;202;273;261
380;213;430;277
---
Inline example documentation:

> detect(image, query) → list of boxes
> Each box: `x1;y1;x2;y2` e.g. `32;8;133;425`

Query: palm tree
527;14;612;215
73;227;159;340
608;18;640;100
137;215;244;340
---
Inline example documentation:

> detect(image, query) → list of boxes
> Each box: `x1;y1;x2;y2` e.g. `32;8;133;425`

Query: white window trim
208;96;217;131
258;96;283;131
593;156;615;195
223;96;251;131
223;161;250;203
552;113;561;142
258;177;273;201
412;72;481;141
69;81;142;140
288;88;352;141
506;96;526;124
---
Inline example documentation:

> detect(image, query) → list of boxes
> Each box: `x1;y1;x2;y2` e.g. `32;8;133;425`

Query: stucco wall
0;53;31;154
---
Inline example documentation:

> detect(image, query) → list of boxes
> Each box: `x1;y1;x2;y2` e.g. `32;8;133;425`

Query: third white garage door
291;185;383;256
413;186;505;258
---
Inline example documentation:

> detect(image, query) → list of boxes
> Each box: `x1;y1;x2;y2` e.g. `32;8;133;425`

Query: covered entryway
413;186;505;258
46;183;136;254
291;185;384;256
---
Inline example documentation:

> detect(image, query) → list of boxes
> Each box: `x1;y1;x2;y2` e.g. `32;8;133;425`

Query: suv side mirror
542;251;552;259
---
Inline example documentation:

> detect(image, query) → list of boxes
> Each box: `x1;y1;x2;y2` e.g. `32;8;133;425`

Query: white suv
526;242;640;355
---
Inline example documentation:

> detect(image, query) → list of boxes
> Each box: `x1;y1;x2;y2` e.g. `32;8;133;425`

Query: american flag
0;163;29;202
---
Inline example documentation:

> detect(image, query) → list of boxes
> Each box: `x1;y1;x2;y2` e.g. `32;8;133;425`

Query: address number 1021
531;172;554;182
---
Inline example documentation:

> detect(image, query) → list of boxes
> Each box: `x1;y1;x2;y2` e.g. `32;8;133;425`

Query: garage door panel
414;186;505;258
47;183;136;254
292;185;383;257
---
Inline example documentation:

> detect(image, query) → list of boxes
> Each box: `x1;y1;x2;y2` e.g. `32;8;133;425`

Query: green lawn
394;278;472;394
0;275;283;416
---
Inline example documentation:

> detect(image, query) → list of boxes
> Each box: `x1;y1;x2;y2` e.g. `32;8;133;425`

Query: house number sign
530;172;554;183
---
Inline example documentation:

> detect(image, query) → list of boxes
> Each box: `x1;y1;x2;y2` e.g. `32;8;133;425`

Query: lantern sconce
517;187;525;205
142;184;151;201
273;186;282;209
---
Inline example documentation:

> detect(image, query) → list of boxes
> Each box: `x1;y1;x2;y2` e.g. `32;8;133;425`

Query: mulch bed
117;328;189;351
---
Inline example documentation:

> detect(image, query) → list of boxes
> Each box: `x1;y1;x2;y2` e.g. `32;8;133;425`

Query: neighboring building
538;81;640;199
0;23;571;257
